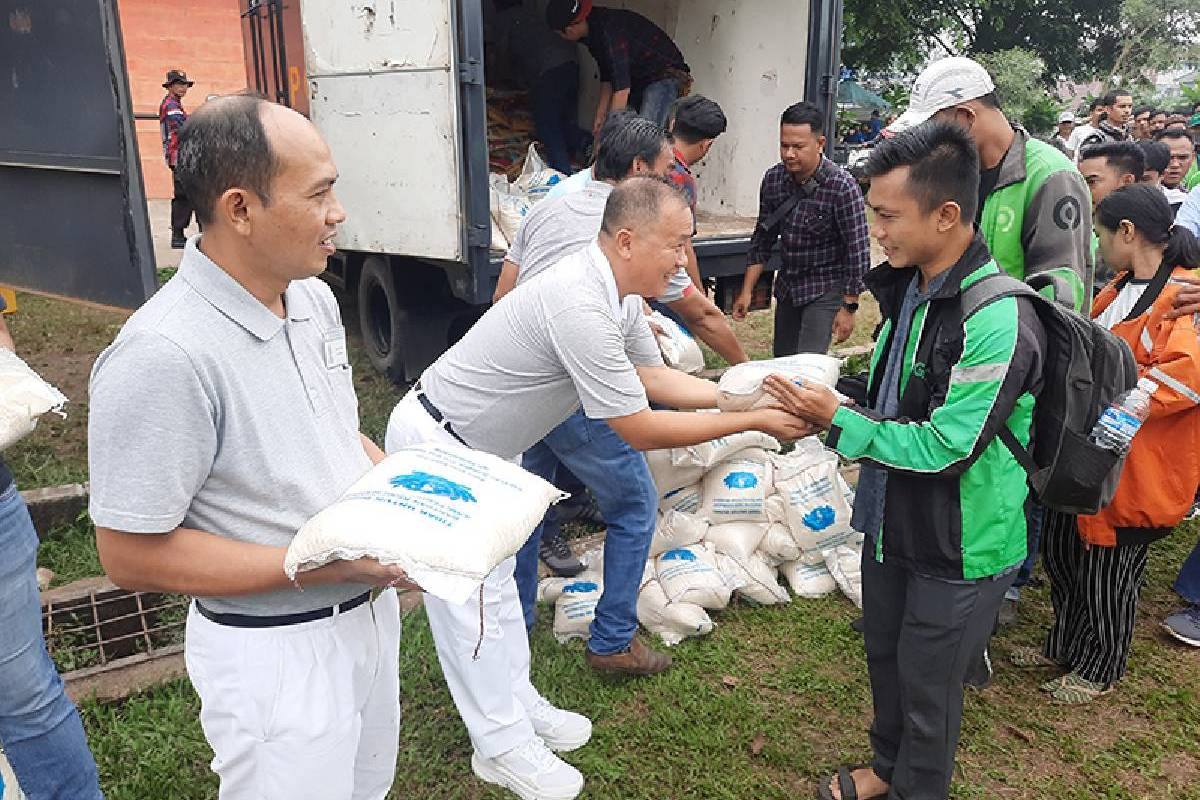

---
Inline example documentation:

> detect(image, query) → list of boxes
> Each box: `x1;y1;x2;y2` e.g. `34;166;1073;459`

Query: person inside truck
486;0;590;174
90;94;416;800
545;0;691;132
388;176;810;800
732;101;872;357
545;108;639;200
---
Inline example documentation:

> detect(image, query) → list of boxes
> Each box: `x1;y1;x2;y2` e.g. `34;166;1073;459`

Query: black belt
414;382;469;447
195;591;372;628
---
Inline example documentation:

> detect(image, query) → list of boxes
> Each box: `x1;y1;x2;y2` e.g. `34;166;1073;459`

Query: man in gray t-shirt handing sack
387;176;812;800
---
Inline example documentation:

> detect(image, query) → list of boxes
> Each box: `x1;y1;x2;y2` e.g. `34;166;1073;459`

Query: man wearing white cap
888;55;1093;653
889;56;1093;312
1051;111;1076;157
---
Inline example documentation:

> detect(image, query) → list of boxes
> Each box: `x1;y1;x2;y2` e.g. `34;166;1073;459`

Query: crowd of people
4;7;1200;798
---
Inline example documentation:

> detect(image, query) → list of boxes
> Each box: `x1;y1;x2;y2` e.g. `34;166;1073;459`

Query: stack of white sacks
543;355;866;646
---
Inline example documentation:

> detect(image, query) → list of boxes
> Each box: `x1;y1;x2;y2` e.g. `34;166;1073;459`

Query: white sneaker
471;737;584;800
525;696;592;752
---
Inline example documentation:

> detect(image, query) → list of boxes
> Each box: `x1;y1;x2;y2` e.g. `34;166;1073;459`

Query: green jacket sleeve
828;296;1043;477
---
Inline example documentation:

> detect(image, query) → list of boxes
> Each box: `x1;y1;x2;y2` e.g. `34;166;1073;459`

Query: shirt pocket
794;202;835;241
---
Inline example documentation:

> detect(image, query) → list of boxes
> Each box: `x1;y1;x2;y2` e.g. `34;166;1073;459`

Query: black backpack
959;272;1139;515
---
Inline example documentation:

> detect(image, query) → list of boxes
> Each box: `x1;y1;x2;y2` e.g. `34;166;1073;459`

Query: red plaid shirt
159;94;187;168
582;7;688;93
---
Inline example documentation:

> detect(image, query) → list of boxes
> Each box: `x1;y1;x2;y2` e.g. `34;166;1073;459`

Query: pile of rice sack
543;429;865;647
489;144;566;249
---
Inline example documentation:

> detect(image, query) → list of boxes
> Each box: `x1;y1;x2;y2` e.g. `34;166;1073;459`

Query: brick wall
118;0;247;199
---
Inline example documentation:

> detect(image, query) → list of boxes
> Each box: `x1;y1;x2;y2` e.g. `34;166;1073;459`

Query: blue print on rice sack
563;581;599;593
723;471;759;490
389;471;478;503
660;549;697;562
802;504;836;531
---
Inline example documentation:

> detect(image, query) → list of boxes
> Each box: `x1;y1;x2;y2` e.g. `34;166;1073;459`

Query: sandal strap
838;766;859;800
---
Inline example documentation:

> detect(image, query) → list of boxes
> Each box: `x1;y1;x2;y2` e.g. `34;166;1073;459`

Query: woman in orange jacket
1011;184;1200;703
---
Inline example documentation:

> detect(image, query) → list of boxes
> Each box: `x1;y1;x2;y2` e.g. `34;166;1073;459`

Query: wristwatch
842;301;860;313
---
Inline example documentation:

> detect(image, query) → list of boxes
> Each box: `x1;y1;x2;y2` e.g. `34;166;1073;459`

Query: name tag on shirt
324;329;349;369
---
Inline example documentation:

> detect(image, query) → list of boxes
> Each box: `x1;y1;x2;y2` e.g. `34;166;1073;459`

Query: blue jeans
1175;538;1200;605
533;62;590;175
0;484;103;799
516;410;657;655
635;77;680;129
1005;504;1045;602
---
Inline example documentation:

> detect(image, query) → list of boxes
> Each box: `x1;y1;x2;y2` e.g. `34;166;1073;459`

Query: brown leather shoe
585;637;672;676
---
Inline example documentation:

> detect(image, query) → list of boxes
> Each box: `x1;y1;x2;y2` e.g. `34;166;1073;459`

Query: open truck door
0;0;156;310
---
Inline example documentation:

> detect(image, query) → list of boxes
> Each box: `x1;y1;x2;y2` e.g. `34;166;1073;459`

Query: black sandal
817;764;884;800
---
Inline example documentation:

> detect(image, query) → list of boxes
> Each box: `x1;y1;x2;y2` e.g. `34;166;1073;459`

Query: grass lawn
16;285;1200;800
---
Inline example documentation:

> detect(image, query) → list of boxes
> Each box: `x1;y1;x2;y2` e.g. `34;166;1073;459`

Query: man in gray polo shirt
387;177;810;800
88;95;411;800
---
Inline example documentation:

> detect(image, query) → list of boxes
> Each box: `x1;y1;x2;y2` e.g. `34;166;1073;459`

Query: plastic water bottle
1089;377;1157;454
0;749;25;800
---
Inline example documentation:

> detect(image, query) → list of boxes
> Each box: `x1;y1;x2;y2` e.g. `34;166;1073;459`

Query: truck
240;0;844;381
0;0;843;382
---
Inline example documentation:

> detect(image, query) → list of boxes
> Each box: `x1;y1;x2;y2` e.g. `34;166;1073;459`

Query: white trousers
184;589;402;800
386;392;541;758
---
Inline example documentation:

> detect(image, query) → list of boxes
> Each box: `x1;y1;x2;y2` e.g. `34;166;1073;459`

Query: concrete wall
117;0;247;199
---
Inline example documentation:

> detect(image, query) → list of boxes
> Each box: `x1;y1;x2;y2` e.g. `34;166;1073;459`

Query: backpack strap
1124;259;1176;321
756;160;836;239
958;271;1042;478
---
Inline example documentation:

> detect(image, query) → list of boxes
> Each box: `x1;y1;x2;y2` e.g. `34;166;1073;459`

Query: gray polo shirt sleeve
88;331;217;533
656;266;693;304
546;304;650;420
622;298;664;367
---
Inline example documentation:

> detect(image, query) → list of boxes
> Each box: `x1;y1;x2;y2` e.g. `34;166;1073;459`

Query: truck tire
357;255;406;383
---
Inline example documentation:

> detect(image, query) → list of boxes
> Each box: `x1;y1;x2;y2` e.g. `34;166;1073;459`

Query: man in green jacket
770;121;1046;800
888;56;1092;631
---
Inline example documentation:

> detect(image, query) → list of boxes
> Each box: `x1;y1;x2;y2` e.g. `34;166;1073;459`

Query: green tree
975;48;1058;134
1102;0;1200;88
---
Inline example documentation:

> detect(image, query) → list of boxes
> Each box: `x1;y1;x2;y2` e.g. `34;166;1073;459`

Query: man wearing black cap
545;0;690;134
159;69;195;249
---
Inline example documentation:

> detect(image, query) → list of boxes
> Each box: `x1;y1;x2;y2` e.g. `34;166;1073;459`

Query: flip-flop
1008;645;1059;669
817;764;886;800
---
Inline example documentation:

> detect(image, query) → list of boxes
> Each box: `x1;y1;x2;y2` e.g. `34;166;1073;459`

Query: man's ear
215;187;254;236
615;228;635;258
937;200;963;232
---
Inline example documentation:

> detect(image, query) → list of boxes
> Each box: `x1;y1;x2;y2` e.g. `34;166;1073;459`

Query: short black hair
1154;128;1193;143
601;175;690;236
1152;109;1168;118
176;93;279;227
862;120;980;224
975;92;1002;110
1088;97;1104;111
592;108;639;163
780;101;825;136
544;0;583;30
1101;89;1132;106
594;116;670;181
670;95;727;144
1138;140;1171;173
1135;105;1154;117
1078;141;1145;181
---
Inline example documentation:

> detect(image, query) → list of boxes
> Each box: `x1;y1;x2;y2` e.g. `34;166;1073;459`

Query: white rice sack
284;443;566;604
770;437;839;482
646;448;705;496
704;521;768;564
513;143;566;202
650;311;705;375
655;543;732;610
637;576;714;646
775;459;854;554
717;354;843;412
495;192;533;244
538;576;569;603
660;483;704;515
838;472;856;508
758;522;802;566
765;493;788;525
825;533;866;608
699;455;773;523
672;432;781;470
717;552;790;605
552;577;603;642
781;559;838;598
649;510;708;559
0;348;68;452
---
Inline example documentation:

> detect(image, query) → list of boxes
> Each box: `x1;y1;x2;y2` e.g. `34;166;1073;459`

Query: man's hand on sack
318;557;423;592
762;374;842;428
753;407;821;441
1165;273;1200;319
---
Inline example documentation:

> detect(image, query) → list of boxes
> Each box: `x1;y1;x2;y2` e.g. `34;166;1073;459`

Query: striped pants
1042;511;1149;685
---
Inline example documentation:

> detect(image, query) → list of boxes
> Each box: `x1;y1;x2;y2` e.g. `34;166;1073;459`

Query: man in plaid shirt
546;0;691;133
733;101;872;355
159;69;195;249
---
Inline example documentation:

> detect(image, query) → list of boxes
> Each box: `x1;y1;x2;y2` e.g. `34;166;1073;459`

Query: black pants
532;62;590;175
773;289;842;356
1042;511;1149;685
862;549;1015;799
171;170;194;236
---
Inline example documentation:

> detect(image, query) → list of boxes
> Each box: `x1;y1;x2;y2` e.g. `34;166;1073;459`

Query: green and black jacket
827;236;1046;580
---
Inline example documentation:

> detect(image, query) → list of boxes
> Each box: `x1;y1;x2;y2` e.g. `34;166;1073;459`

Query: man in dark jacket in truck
768;121;1046;800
